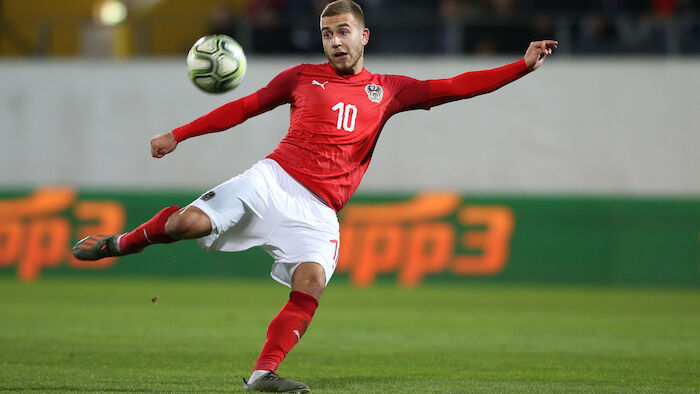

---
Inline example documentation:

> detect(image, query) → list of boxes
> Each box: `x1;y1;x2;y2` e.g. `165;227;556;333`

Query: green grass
0;278;698;393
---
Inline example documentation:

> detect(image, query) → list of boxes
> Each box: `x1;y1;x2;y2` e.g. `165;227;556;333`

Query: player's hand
524;40;558;71
151;132;178;158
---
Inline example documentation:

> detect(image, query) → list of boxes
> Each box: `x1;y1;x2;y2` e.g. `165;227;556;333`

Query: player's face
320;13;369;75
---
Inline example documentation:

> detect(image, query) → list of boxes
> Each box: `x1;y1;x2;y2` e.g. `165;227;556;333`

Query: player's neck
349;58;364;75
331;57;365;76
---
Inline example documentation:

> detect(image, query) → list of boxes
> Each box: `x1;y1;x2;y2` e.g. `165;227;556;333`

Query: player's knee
292;262;327;300
164;213;187;239
165;207;211;239
298;280;325;301
304;276;326;298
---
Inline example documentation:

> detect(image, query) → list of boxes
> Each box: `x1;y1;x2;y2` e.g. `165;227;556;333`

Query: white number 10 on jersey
332;102;357;132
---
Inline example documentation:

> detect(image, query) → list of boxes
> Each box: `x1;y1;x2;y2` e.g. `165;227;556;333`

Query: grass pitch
0;278;698;393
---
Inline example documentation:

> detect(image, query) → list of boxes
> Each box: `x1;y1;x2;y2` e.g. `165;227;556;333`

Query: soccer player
73;0;557;392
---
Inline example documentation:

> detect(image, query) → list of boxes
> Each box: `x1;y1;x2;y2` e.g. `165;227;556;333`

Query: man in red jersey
74;0;557;391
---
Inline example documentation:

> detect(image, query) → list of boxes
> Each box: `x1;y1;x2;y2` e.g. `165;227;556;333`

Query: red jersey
172;60;530;211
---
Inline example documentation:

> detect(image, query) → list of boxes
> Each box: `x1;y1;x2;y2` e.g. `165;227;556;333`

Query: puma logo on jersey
312;80;329;90
293;330;301;341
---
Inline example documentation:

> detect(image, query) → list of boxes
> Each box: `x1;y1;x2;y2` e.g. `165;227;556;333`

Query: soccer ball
186;34;247;94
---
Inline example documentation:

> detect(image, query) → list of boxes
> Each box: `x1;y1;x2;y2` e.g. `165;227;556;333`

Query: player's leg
72;205;212;261
243;262;324;392
241;159;337;391
75;161;275;262
73;159;279;262
254;262;326;370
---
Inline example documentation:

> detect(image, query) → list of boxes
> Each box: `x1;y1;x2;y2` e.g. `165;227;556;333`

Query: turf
0;278;698;393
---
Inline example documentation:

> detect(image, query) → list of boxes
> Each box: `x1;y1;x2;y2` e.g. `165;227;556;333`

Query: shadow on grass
306;375;422;391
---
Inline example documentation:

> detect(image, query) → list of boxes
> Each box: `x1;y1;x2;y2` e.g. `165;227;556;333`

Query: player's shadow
307;376;418;392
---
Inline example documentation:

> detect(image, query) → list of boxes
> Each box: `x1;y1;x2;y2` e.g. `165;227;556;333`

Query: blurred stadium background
2;0;700;57
0;0;699;392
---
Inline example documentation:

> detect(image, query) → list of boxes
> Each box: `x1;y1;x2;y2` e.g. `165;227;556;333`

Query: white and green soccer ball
186;34;247;94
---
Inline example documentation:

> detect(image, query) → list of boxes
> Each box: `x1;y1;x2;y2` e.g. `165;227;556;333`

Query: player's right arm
151;132;177;158
151;64;303;158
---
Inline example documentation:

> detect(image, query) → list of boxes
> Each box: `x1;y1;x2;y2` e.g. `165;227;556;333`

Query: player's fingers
528;41;543;56
153;143;164;157
541;41;552;55
529;41;539;53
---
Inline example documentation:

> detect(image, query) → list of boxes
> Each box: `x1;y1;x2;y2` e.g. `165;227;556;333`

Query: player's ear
361;27;370;46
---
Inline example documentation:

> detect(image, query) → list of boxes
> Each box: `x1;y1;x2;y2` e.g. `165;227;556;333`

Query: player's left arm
394;40;558;111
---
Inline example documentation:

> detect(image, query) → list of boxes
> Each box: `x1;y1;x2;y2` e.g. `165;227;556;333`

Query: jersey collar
325;62;371;81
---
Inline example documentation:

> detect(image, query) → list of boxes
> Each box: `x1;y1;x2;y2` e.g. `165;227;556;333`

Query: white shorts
188;159;340;287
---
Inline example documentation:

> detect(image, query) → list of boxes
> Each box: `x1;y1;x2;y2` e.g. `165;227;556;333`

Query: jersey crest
365;83;383;103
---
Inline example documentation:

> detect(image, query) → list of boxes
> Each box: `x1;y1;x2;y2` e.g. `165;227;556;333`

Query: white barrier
1;57;698;194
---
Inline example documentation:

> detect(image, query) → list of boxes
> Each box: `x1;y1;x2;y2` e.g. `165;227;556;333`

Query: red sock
118;206;180;254
253;291;319;372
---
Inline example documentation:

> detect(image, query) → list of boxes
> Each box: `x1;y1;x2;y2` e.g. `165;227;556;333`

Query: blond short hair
320;0;365;27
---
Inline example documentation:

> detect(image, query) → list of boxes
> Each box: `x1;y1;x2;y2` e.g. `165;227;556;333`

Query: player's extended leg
242;262;326;393
72;206;212;261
